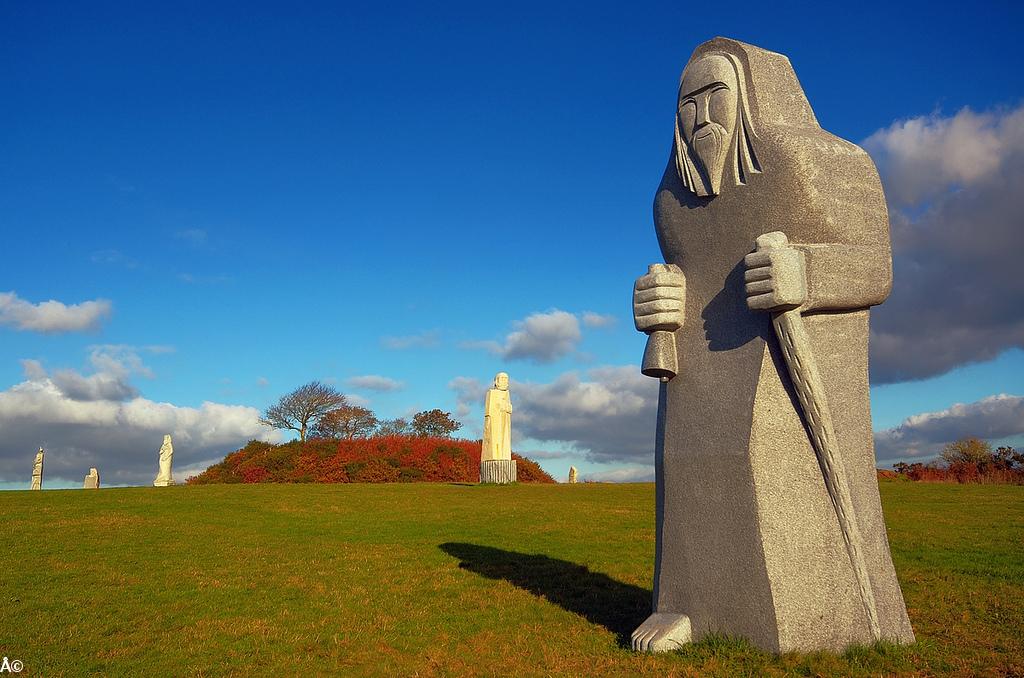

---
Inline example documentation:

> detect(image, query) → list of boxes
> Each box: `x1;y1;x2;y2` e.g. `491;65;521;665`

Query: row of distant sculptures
27;434;175;490
29;376;517;489
28;374;525;490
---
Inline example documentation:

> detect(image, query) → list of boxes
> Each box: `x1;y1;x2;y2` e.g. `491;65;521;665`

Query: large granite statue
480;372;516;483
30;448;44;490
83;468;99;489
153;434;175;486
631;37;914;653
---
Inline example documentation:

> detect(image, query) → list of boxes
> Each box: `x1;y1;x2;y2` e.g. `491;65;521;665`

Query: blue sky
2;0;1023;487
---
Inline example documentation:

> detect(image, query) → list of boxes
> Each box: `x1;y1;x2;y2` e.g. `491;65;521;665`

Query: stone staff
751;230;881;641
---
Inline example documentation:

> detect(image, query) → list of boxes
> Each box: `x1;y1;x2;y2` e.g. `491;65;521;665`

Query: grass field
1;481;1021;677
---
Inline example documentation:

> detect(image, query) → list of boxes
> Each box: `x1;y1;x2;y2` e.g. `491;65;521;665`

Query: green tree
411;409;462;438
260;381;347;442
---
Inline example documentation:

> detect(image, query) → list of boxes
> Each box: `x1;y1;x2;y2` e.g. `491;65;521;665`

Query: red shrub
240;465;269;484
890;451;1024;485
188;436;556;485
353;458;401;483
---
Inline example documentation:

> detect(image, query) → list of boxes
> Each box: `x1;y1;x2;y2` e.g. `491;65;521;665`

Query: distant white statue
153;434;175;486
568;466;578;484
482;373;512;461
480;372;516;483
84;468;99;489
30;448;44;490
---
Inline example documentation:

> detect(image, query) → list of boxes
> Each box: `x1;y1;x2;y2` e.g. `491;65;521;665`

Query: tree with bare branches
411;409;462;438
376;417;412;436
312;405;379;440
260;381;347;442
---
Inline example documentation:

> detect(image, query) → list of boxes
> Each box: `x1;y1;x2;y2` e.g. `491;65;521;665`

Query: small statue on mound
153;434;175;487
480;372;516;483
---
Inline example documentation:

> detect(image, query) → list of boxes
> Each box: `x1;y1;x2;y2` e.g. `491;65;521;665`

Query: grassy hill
1;482;1021;676
188;437;556;484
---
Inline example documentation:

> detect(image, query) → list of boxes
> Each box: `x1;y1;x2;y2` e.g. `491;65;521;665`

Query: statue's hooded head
493;372;509;391
674;52;760;197
673;38;820;198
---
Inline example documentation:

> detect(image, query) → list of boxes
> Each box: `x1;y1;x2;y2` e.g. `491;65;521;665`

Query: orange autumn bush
189;436;556;484
883;439;1024;485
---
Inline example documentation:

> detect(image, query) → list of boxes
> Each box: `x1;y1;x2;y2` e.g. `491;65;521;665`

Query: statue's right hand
633;264;685;333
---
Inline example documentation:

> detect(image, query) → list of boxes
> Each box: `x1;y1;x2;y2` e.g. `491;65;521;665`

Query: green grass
1;481;1021;676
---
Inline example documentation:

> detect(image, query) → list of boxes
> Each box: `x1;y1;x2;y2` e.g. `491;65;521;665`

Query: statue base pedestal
153;479;175;487
480;459;517;484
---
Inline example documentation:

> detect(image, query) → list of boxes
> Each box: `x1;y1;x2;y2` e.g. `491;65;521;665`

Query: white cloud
465;310;582;364
581;312;616;328
864;107;1021;206
863;104;1024;382
381;330;440;350
0;377;282;486
346;375;404;392
449;376;487;421
49;367;139;402
514;365;658;463
873;394;1024;464
0;346;274;485
21;345;170;403
0;292;112;333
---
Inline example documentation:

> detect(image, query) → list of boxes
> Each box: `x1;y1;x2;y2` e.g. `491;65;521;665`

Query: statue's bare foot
631;612;692;653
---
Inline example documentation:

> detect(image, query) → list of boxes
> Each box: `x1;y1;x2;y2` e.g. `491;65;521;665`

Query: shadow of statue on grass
439;542;650;646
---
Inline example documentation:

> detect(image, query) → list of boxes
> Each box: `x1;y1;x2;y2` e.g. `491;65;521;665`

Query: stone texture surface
83;468;99;489
30;448;43;491
481;372;512;462
479;459;517;484
153;434;175;487
631;36;914;653
568;466;578;484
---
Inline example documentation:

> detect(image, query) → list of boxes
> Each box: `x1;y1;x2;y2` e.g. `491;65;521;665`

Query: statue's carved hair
673;51;761;196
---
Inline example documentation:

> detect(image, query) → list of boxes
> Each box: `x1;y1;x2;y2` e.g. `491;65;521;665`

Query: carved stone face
494;372;509;391
677;55;739;196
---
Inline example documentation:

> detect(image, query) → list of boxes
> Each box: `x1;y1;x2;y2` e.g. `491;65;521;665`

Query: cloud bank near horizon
865;104;1024;383
0;348;281;486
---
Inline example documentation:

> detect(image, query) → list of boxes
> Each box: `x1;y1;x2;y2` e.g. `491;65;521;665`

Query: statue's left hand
744;232;807;312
